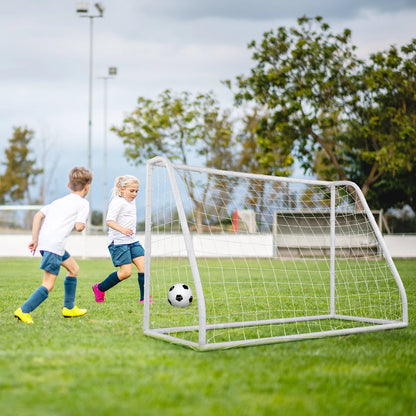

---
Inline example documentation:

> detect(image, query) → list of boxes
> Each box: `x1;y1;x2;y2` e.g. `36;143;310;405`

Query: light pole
76;2;104;225
98;66;117;229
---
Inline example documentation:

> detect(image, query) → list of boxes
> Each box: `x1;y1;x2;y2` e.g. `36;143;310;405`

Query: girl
92;175;150;303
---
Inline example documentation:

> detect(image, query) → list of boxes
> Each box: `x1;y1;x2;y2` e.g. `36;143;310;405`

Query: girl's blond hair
112;175;140;198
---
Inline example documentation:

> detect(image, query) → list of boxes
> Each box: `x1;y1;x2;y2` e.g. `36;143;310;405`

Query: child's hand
107;220;134;237
122;227;134;237
28;241;38;256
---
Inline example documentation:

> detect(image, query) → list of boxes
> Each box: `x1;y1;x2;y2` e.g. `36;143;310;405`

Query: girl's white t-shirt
38;193;90;256
106;196;139;245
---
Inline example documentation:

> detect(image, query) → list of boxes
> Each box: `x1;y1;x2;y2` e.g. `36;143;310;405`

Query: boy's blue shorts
108;241;145;267
39;250;71;276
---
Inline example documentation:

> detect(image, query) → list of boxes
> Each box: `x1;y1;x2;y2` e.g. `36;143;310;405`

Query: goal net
143;156;408;350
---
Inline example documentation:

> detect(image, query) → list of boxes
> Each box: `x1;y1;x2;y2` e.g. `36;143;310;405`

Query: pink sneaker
139;296;153;304
92;283;105;302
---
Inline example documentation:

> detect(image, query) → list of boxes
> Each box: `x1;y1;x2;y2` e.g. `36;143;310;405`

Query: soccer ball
168;283;193;307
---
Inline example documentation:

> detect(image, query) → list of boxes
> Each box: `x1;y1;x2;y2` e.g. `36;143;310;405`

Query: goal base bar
144;320;407;351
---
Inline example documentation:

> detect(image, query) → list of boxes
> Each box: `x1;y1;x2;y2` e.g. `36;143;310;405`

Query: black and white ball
168;284;193;307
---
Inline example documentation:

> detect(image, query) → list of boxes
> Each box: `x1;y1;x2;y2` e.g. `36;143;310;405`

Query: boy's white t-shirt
106;196;139;245
38;193;90;256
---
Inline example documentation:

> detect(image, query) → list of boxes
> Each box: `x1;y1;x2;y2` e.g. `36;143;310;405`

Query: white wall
383;235;416;258
0;233;415;259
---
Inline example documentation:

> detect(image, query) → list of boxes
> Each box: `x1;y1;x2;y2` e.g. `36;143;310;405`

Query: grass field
147;257;406;348
0;257;415;415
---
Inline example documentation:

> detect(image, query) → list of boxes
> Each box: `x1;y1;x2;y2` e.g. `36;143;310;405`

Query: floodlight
75;0;105;222
95;2;105;16
76;2;89;14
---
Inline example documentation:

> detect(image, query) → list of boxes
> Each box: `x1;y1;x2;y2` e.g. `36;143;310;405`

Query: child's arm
106;220;134;236
74;222;86;232
29;211;45;255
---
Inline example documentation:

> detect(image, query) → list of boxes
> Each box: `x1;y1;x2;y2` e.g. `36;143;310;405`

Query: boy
14;166;93;324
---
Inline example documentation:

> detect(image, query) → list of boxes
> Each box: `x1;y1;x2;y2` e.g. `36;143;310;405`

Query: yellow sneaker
62;305;87;318
14;308;34;324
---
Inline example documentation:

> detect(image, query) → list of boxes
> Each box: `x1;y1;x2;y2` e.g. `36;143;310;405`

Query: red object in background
232;210;238;233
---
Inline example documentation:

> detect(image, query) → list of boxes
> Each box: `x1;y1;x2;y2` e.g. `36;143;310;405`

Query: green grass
0;258;415;415
149;257;405;346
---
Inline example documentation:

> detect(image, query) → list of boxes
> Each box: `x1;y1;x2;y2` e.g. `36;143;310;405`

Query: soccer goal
143;156;408;350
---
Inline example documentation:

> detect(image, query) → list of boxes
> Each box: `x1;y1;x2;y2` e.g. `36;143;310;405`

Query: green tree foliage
344;40;416;209
229;16;416;210
112;89;236;169
0;127;43;204
234;107;295;214
366;168;416;213
236;107;294;177
230;16;362;181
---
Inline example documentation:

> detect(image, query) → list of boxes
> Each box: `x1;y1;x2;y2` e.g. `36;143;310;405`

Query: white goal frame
143;156;408;350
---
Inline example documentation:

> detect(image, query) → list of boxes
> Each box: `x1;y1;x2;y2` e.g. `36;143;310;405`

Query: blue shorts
39;250;71;276
108;241;145;267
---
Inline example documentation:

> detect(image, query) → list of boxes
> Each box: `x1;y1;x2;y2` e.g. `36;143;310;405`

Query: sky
1;0;416;217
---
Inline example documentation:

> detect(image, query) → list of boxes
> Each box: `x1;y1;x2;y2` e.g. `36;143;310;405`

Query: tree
230;16;416;211
112;89;235;167
111;89;238;232
233;107;295;217
365;168;416;213
229;16;362;180
0;127;43;204
236;107;294;177
343;40;416;209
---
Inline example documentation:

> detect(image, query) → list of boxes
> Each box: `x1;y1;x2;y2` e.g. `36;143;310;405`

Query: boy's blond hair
69;166;93;191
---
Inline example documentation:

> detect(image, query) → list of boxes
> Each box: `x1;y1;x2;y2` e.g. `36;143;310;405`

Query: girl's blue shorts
108;241;145;267
39;250;71;276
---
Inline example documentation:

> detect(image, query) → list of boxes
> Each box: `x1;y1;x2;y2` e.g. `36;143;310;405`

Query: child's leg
98;264;132;291
133;255;144;273
98;271;120;292
117;264;133;281
60;256;87;317
61;256;80;309
21;271;57;313
133;256;145;301
94;243;135;302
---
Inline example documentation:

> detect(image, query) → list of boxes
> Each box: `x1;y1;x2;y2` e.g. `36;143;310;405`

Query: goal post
143;156;408;350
